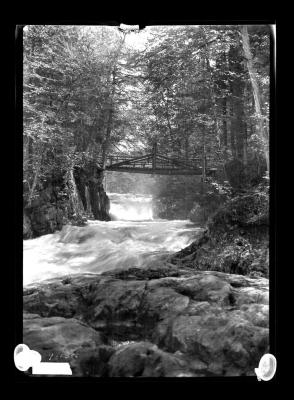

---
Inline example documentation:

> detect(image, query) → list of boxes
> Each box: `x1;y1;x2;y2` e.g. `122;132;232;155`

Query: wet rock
23;313;102;366
234;286;269;306
88;279;148;339
70;345;115;377
108;341;191;377
23;268;269;377
23;275;98;319
239;303;269;327
141;285;190;323
105;264;182;280
163;312;268;374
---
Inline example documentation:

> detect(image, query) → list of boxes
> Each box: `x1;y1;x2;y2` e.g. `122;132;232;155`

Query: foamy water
23;193;200;286
109;192;153;220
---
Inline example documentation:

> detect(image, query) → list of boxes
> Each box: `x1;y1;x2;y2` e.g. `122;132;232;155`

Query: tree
240;25;270;173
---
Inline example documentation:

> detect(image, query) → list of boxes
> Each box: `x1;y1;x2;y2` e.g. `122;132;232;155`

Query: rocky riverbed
23;186;269;377
23;264;269;377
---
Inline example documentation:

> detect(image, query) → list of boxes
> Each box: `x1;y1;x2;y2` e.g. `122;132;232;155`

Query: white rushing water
23;193;201;286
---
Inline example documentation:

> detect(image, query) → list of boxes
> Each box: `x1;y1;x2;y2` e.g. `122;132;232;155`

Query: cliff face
23;172;73;239
73;164;110;222
23;164;111;239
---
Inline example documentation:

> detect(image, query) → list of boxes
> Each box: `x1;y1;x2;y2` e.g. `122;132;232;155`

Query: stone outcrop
23;163;111;239
73;164;110;221
23;265;269;377
23;314;102;360
170;187;269;278
23;172;73;238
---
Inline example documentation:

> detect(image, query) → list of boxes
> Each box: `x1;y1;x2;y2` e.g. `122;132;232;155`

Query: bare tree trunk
240;25;269;173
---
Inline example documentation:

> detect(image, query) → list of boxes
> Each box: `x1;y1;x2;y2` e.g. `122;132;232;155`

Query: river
23;193;201;286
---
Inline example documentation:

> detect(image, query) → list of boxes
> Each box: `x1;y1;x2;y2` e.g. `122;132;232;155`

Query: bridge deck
106;166;204;175
96;143;217;176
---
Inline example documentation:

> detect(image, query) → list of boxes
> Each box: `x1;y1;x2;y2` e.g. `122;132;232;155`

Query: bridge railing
96;153;218;171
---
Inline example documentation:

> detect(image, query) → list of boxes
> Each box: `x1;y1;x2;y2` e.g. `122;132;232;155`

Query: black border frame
8;15;278;387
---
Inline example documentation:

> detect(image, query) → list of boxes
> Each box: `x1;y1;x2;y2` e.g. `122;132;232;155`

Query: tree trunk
201;28;225;176
203;42;221;151
222;97;228;149
228;43;245;163
27;164;40;207
27;143;43;207
230;103;237;159
221;97;229;180
185;134;189;162
160;91;176;152
243;123;248;166
202;128;206;182
101;32;127;168
240;25;269;173
101;71;116;168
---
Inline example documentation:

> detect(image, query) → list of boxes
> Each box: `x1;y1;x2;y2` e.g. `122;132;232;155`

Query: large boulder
23;313;102;371
108;341;196;377
23;267;269;377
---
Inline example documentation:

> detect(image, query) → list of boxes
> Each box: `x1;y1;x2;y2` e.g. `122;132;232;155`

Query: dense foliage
23;25;139;208
135;25;269;172
23;24;270;227
171;179;269;277
133;25;270;220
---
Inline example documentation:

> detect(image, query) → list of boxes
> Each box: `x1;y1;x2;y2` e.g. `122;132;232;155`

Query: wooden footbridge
99;143;217;176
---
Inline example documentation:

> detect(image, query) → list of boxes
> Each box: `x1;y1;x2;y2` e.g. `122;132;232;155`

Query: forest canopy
23;24;271;210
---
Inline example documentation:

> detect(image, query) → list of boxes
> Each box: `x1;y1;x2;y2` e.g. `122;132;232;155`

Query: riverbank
170;182;269;278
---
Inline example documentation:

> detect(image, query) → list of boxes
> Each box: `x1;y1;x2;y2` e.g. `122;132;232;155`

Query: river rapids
23;193;201;286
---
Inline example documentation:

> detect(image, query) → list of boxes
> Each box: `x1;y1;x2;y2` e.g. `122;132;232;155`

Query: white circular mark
255;353;277;381
14;344;42;371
